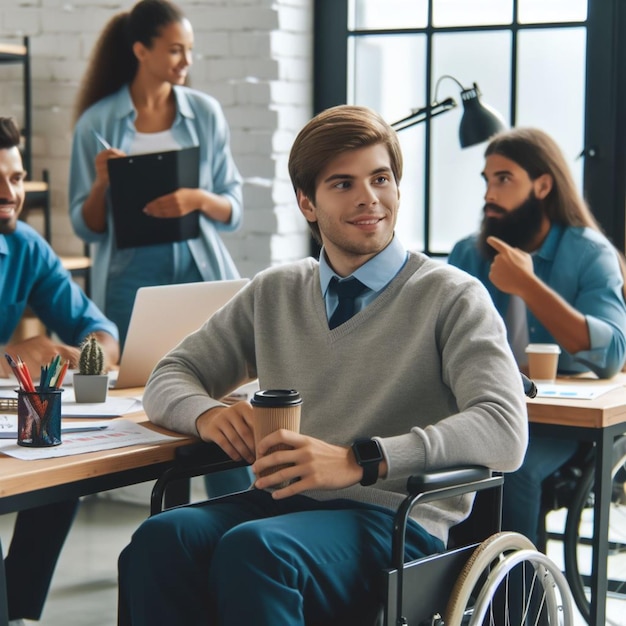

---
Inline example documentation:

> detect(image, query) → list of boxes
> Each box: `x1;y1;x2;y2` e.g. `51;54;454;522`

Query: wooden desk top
0;43;27;57
60;255;91;271
527;373;626;429
0;388;196;499
23;180;48;193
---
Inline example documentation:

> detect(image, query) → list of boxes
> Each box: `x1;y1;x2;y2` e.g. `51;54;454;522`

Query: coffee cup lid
525;343;561;354
251;389;302;407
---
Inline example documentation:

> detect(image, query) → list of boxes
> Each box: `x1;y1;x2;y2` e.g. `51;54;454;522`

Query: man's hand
487;235;535;296
4;336;80;376
487;235;590;354
196;401;256;464
252;430;364;499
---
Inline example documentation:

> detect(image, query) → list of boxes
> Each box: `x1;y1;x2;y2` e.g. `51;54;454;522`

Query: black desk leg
589;428;613;626
0;539;8;626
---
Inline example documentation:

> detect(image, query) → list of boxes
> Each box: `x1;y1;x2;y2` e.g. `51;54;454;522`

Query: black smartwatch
351;438;383;486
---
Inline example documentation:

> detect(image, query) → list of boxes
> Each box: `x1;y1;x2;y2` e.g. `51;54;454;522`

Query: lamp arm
391;97;456;133
434;74;466;102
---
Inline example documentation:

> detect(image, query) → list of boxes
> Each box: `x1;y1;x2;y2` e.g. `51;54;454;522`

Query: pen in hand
92;130;112;150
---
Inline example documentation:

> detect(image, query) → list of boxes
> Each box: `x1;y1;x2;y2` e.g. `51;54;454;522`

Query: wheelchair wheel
563;435;626;624
444;531;573;625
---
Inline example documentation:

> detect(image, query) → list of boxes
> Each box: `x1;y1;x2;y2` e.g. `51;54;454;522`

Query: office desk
527;375;626;626
0;389;199;626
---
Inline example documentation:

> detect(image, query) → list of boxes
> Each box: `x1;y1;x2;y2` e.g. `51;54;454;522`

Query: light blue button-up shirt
449;224;626;378
69;84;243;312
319;235;408;320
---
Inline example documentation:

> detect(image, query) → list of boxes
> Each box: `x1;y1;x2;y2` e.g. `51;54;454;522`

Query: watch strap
352;438;383;486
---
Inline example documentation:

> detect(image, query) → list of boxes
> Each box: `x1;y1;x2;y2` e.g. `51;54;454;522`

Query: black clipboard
107;146;200;249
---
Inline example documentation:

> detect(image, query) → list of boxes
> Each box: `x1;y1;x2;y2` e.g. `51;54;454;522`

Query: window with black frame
315;0;595;257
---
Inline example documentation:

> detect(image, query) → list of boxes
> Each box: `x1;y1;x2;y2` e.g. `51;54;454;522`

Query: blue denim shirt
448;224;626;378
0;222;118;344
69;85;243;311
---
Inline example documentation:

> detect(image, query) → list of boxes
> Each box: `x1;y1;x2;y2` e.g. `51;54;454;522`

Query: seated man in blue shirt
0;116;119;625
448;126;626;548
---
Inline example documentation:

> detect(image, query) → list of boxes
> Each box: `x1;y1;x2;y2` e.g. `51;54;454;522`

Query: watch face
355;439;383;463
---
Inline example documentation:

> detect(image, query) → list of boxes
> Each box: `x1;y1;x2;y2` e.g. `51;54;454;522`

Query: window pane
430;31;512;253
349;0;428;30
518;0;587;24
350;35;427;251
433;0;513;27
517;28;586;192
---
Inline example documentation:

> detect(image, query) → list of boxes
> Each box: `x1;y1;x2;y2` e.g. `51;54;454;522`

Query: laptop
114;279;249;389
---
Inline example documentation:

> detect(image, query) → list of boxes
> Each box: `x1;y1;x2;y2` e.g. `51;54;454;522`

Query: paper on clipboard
108;146;200;249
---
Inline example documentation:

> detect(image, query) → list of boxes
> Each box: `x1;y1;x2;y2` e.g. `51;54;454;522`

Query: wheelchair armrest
388;466;503;624
150;441;249;516
393;466;503;568
406;466;492;496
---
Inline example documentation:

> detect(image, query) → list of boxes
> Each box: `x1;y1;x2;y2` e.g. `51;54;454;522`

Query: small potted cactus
73;334;108;403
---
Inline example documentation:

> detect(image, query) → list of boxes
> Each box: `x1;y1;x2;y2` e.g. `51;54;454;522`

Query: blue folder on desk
108;146;200;249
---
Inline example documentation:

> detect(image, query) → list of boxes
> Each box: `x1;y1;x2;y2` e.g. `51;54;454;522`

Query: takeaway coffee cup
251;389;302;481
525;343;561;383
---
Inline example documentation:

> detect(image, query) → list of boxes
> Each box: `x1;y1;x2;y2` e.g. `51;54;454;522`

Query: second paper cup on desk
16;387;64;447
525;343;561;383
252;389;302;486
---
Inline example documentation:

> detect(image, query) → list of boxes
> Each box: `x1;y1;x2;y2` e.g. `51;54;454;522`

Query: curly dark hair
0;117;21;150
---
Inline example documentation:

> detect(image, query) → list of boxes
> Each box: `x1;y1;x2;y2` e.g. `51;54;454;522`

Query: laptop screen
115;279;249;389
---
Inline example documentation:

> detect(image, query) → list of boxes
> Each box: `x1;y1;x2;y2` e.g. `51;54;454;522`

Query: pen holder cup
16;388;64;447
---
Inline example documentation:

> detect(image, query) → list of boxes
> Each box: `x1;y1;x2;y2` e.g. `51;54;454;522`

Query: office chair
149;444;573;625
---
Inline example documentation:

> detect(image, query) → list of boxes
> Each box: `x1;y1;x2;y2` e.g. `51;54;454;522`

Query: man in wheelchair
118;105;528;625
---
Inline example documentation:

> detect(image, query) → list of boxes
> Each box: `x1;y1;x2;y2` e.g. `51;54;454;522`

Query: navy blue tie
329;277;368;329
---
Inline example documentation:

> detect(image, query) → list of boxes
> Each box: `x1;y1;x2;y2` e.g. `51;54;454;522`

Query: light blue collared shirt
448;224;626;378
69;84;243;312
319;235;408;321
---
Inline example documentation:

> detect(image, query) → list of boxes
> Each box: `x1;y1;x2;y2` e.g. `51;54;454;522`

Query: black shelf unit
0;36;51;242
0;36;91;298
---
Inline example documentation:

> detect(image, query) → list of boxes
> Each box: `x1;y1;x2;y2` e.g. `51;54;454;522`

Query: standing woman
69;0;243;348
70;0;252;500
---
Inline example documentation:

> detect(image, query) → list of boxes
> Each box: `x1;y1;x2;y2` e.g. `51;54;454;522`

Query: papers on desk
0;414;109;438
0;375;18;389
0;419;183;460
535;382;622;400
0;389;142;417
61;392;142;417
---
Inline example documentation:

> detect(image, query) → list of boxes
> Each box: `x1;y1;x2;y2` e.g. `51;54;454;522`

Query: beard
478;191;545;260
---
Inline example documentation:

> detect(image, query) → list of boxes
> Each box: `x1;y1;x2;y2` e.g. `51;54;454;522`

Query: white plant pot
73;374;109;403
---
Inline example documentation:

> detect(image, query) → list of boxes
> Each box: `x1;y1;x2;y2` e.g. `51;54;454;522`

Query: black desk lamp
391;75;507;148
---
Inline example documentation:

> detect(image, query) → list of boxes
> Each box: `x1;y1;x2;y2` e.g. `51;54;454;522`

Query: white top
129;129;181;155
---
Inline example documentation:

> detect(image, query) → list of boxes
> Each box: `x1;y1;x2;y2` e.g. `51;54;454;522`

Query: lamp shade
458;82;507;148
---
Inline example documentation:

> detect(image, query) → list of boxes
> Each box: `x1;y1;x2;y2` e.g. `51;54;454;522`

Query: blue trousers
501;435;578;546
118;489;444;626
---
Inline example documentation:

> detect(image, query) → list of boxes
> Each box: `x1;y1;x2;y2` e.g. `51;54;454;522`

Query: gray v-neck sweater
145;252;527;542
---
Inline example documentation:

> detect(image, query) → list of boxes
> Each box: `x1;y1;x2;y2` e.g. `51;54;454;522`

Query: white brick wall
0;0;314;276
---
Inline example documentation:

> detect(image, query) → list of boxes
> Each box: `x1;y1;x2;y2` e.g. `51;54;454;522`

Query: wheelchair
539;433;626;625
150;443;573;625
